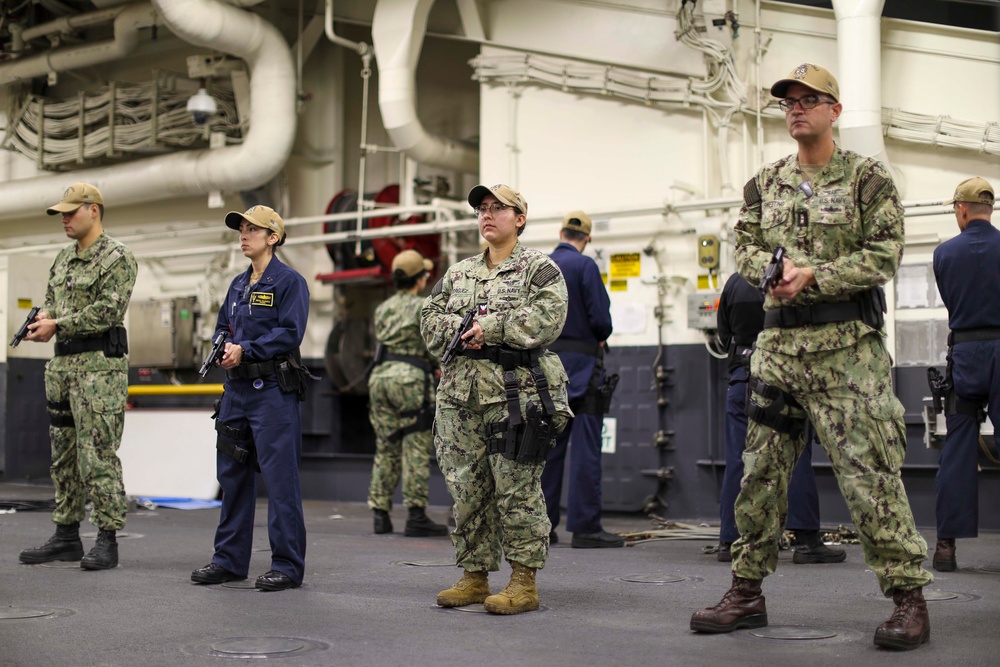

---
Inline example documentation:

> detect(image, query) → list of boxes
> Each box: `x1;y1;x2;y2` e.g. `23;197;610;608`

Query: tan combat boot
690;575;767;633
873;587;930;650
436;570;490;607
483;561;538;615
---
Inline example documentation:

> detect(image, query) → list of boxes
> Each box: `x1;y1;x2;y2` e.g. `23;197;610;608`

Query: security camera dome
187;88;218;126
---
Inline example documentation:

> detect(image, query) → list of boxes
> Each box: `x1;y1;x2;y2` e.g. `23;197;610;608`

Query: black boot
792;530;846;564
404;507;449;537
19;522;84;564
373;509;393;534
80;529;118;570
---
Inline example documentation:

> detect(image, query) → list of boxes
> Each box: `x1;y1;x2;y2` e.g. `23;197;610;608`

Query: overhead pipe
324;0;368;55
0;0;296;220
0;3;155;86
371;0;478;173
832;0;892;169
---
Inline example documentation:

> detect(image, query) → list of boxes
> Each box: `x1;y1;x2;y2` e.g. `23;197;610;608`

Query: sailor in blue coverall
541;211;622;548
716;272;845;563
191;205;310;591
931;177;999;572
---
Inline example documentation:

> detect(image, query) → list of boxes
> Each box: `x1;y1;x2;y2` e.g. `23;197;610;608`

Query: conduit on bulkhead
371;0;478;174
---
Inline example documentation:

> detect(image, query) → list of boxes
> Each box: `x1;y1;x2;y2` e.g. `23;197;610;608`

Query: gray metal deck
1;481;997;666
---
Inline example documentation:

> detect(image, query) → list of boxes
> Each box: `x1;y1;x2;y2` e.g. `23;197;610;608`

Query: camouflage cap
770;63;840;102
946;176;994;206
225;205;285;236
562;210;593;236
46;182;104;215
468;184;528;215
392;249;433;278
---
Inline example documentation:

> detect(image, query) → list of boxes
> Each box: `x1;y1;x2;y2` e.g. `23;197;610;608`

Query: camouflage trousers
367;372;434;511
434;393;551;570
45;368;128;531
735;333;933;594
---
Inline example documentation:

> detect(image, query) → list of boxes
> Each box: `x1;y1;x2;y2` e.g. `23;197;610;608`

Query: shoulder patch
743;178;761;207
859;173;889;206
531;263;561;290
101;247;124;271
430;278;444;297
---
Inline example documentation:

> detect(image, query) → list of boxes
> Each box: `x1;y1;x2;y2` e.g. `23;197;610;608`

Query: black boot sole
404;526;449;537
874;629;930;650
690;613;768;633
80;559;118;571
19;546;84;564
792;550;847;564
932;560;956;572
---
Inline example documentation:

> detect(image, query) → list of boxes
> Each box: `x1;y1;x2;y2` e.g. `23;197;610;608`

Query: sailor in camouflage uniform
691;65;933;650
367;249;448;537
421;184;571;615
19;182;137;571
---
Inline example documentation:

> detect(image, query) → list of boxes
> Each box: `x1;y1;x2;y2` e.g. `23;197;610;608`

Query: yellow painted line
128;384;224;396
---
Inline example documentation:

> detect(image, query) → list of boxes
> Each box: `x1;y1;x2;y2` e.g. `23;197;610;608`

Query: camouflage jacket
734;145;903;354
421;243;570;413
370;291;435;395
44;232;137;372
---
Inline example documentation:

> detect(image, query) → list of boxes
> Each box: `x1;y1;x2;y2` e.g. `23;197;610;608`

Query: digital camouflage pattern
44;232;137;530
735;145;904;354
368;292;437;511
732;145;933;594
421;243;571;570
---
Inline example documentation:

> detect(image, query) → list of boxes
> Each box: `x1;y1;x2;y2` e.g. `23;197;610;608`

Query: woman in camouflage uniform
367;249;448;537
421;184;571;615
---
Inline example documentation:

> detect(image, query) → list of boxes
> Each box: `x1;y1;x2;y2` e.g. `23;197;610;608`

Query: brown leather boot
483;562;538;615
874;587;930;650
436;570;490;607
690;575;767;633
932;539;956;572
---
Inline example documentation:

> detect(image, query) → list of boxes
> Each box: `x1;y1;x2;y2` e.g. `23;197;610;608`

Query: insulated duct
371;0;478;173
832;0;891;166
0;3;156;87
0;0;295;220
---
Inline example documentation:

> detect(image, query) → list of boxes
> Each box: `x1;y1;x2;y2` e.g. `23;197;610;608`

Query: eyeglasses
474;202;511;216
778;95;836;112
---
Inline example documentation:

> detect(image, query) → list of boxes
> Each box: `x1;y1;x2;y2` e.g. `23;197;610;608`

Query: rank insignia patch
249;292;274;307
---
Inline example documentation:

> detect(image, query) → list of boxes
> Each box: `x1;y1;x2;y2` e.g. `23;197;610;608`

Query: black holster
858;286;887;330
745;377;807;439
214;419;259;472
486;401;555;464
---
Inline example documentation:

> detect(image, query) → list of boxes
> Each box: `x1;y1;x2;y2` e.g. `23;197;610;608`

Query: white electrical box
688;292;723;331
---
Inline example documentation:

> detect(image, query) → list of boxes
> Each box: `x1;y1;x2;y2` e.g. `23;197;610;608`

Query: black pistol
199;332;227;378
758;245;787;296
441;308;475;364
9;306;40;348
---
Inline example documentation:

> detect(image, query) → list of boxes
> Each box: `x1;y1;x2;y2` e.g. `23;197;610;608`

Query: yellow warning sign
609;280;628;292
610;253;641;279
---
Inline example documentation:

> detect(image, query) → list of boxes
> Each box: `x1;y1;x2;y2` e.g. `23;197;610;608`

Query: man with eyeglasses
690;64;933;651
931;177;998;573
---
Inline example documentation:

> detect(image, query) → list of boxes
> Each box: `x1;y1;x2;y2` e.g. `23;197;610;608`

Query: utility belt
370;343;435;441
371;343;434;374
466;344;558;464
227;354;312;400
214;419;260;472
763;287;886;330
54;326;128;358
548;339;603;357
949;328;1000;345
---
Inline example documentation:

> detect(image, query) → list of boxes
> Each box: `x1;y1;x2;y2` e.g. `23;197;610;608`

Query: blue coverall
541;241;613;534
717;273;821;545
932;218;1000;540
210;255;310;585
